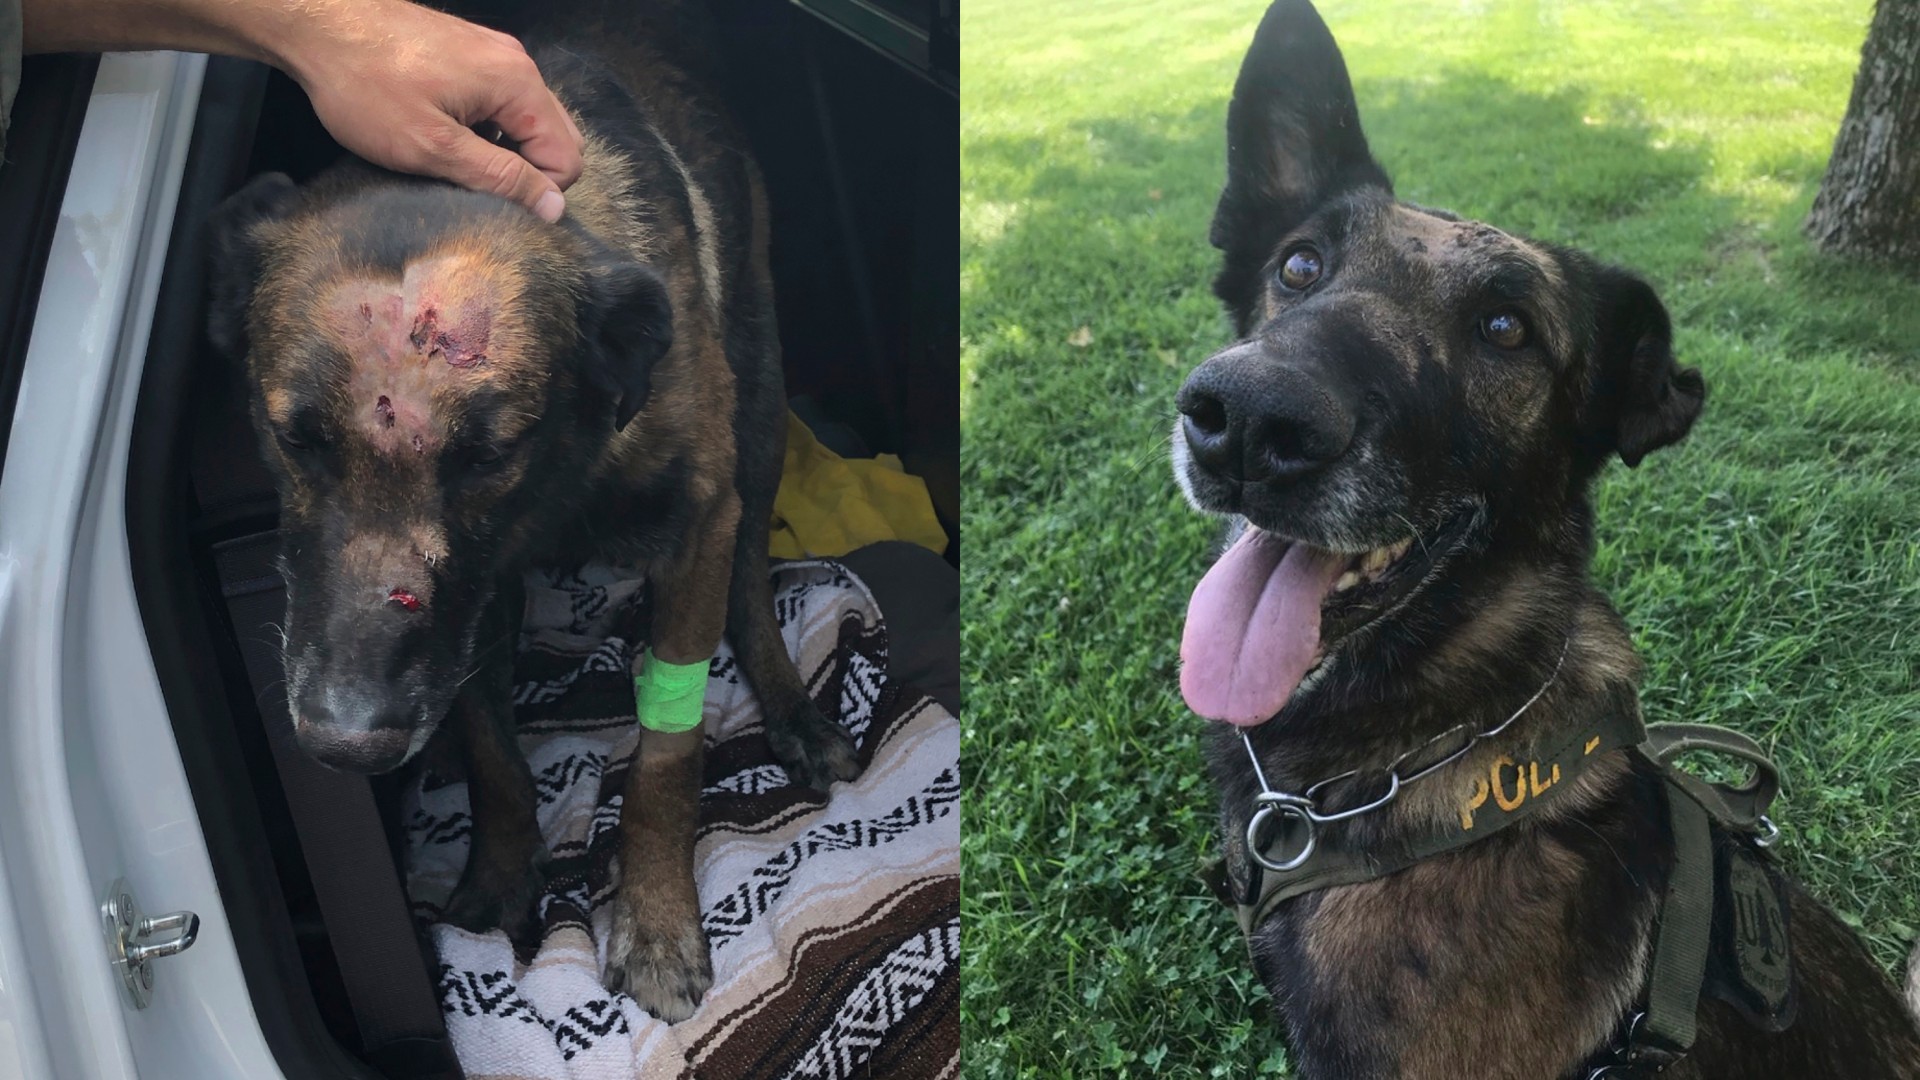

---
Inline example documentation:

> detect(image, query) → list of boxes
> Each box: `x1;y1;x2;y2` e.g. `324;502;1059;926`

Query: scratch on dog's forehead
1395;205;1564;286
1393;205;1514;254
320;253;513;455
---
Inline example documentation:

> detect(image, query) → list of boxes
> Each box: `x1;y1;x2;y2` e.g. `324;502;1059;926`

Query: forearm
22;0;352;78
20;0;582;217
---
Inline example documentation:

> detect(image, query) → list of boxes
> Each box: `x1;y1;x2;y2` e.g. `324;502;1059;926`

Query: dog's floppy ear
205;172;302;359
577;257;674;430
1211;0;1392;328
1583;268;1705;468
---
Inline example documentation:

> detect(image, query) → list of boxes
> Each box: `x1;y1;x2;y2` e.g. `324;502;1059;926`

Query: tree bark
1805;0;1920;269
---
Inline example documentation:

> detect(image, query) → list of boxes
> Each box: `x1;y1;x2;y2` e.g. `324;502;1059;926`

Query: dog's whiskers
1126;430;1178;480
454;632;517;688
1391;512;1431;558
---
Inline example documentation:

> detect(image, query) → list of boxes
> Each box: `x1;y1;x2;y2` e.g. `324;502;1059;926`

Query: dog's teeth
1359;548;1391;576
1350;539;1411;584
1334;570;1361;592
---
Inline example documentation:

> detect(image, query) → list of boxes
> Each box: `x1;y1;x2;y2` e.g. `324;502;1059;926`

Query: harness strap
1608;729;1782;1071
1634;780;1714;1062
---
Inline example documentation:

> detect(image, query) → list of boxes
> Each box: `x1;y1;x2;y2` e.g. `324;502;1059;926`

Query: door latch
101;877;199;1008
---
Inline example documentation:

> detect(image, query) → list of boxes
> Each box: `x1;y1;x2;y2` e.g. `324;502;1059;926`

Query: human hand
21;0;586;221
267;0;584;221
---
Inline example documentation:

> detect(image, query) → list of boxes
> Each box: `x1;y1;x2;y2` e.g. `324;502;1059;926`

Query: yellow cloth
769;411;947;559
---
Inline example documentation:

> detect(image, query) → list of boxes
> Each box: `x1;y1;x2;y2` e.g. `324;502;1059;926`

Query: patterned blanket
403;561;960;1079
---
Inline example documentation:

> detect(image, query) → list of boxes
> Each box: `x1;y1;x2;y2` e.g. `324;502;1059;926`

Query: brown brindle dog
1174;2;1920;1076
205;4;859;1020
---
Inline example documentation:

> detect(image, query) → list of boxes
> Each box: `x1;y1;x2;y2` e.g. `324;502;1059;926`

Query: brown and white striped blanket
403;560;959;1079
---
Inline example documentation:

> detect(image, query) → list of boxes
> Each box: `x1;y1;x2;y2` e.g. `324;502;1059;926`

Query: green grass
958;1;1920;1076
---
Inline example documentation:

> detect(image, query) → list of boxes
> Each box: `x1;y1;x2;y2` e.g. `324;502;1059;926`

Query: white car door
0;50;287;1080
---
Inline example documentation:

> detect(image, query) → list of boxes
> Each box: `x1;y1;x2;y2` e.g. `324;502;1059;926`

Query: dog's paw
604;897;712;1022
442;843;550;948
768;698;861;790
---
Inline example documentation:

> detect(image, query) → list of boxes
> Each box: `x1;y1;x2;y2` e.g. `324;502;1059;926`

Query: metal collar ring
1247;792;1317;873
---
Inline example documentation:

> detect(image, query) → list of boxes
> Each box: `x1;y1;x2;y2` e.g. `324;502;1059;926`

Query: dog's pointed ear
206;173;302;359
1583;268;1705;468
577;257;674;430
1211;0;1392;327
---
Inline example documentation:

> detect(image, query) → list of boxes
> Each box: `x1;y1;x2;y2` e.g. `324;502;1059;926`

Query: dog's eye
464;438;526;474
277;426;328;456
1277;247;1324;291
1482;311;1528;349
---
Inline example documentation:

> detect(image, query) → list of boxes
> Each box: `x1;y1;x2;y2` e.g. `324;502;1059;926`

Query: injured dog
1174;2;1920;1076
205;4;860;1021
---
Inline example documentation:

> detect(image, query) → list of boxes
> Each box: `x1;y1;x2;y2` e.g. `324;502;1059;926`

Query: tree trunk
1805;0;1920;269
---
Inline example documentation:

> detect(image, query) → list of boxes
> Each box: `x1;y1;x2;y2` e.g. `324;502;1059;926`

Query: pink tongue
1181;530;1349;726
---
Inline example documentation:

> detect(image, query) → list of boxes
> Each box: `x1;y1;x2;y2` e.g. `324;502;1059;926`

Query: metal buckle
1241;730;1319;873
1754;814;1780;848
1247;791;1317;872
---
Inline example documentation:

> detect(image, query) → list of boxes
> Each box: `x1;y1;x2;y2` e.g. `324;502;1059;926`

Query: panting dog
1173;2;1920;1076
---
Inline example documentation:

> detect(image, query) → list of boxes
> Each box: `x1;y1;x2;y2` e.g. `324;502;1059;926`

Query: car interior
113;2;958;1076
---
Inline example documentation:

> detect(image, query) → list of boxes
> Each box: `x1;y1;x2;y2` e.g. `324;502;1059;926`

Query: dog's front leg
604;493;739;1018
605;725;708;1019
442;582;550;948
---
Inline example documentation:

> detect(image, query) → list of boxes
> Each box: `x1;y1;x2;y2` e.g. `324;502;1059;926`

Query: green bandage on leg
634;648;710;733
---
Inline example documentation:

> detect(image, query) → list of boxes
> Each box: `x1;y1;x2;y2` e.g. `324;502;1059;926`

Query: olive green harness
1219;656;1791;1076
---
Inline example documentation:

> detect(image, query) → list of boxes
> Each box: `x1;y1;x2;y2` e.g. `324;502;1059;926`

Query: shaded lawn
959;0;1920;1076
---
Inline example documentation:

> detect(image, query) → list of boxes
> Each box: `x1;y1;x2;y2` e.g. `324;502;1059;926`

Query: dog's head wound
205;171;675;772
1175;0;1704;726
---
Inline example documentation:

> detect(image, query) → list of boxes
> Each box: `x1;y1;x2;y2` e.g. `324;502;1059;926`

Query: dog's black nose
293;681;417;773
1178;354;1354;482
